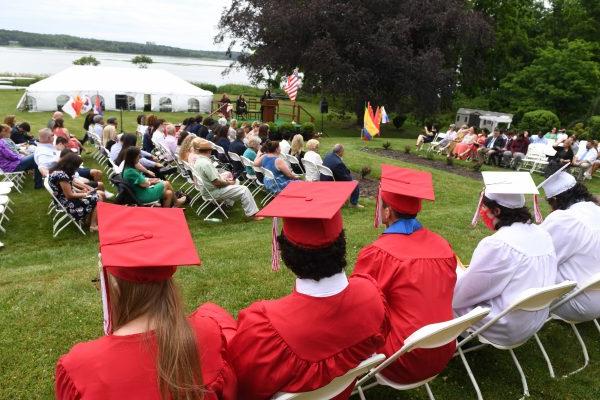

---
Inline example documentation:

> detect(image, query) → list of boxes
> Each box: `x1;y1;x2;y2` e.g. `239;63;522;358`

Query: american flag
284;68;301;102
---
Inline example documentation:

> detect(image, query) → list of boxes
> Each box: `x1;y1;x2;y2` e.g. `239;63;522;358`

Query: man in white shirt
34;128;60;176
151;123;166;146
539;169;600;322
92;115;104;141
162;124;178;161
279;131;292;155
573;140;598;178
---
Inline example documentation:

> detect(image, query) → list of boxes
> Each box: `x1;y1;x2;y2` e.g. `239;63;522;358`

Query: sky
0;0;234;51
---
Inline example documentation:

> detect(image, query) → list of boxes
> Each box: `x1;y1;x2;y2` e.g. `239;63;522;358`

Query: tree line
217;0;600;133
0;29;238;61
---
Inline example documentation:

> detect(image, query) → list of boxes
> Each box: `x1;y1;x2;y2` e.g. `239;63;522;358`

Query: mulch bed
360;147;484;181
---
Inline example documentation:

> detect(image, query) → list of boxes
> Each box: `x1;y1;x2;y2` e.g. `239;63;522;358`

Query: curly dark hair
278;231;347;281
482;196;532;230
548;183;599;211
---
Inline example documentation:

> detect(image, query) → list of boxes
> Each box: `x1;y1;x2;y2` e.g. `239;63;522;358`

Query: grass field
1;89;600;399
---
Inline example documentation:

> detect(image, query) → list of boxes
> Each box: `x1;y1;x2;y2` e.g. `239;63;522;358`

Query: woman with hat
55;203;237;400
453;172;558;346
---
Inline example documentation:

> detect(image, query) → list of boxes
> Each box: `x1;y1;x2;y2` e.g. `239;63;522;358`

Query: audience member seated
162;124;177;160
544;127;558;140
353;165;457;385
547;137;574;173
436;124;457;151
453;174;557;346
444;125;468;156
303;139;323;181
476;129;506;165
229;129;247;156
572;140;598;178
213;125;231;164
193;139;262;221
415;125;438;150
540;170;600;322
101;117;118;150
230;182;390;399
55;204;237;400
502;132;529;169
135;114;147;137
289;134;305;174
177;135;195;163
53;119;82;151
11;122;33;144
116;134;168;179
47;111;63;130
0;124;39;185
142;115;158;152
121;147;185;207
278;131;292;155
47;152;104;231
109;134;124;162
3;115;16;130
242;136;261;177
1;123;26;155
150;119;166;147
228;119;238;142
453;127;478;160
529;131;548;145
254;140;297;193
322;143;363;208
257;123;269;143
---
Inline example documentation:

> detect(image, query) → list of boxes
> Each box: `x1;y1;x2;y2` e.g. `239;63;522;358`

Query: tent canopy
17;66;213;113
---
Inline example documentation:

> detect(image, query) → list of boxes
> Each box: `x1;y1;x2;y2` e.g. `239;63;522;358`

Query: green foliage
588;116;600;138
267;122;278;134
382;141;392;150
0;29;237;60
72;55;100;66
570;122;591;140
301;122;315;136
192;82;218;93
131;55;153;68
392;115;407;129
520;109;561;133
500;40;600;121
360;166;372;179
404;145;411;154
279;122;297;135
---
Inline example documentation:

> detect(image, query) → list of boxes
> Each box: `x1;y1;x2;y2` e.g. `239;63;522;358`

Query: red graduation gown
229;274;390;400
55;303;237;400
352;228;457;384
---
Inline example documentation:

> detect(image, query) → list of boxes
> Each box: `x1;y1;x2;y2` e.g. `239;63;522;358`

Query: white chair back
301;158;319;181
272;354;385;400
228;151;242;162
512;281;577;312
551;273;600;311
317;164;335;181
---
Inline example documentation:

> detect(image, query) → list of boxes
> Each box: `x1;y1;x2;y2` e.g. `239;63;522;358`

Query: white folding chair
317;164;335;181
354;307;490;400
185;162;229;221
261;167;283;201
534;272;600;378
456;281;577;400
240;156;262;194
272;354;386;400
284;153;305;178
301;158;320;181
43;177;87;237
0;168;25;193
254;166;275;205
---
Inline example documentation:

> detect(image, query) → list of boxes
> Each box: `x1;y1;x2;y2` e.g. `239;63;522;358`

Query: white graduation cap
537;163;576;199
472;171;543;226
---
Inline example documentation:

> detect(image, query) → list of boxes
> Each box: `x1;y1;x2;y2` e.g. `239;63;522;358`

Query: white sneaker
104;190;115;200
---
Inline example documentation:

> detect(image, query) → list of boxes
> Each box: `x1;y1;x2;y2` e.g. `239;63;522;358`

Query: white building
17;66;213;113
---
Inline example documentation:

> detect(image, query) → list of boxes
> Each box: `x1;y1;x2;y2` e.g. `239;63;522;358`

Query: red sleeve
352;245;398;296
55;359;81;400
191;303;237;343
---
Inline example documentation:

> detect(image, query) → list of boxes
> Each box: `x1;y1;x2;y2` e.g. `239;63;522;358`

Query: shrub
520;110;560;133
393;115;407;129
301;122;315;136
73;55;100;66
588;116;600;138
194;82;218;93
279;122;297;135
446;157;454;166
267;122;278;134
570;122;591;141
360;166;372;179
404;145;411;154
382;141;392;150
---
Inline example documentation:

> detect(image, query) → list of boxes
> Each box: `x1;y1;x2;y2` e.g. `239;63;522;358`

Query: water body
0;46;252;85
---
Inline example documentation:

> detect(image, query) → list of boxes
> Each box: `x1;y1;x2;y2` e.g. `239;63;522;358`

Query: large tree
216;0;492;121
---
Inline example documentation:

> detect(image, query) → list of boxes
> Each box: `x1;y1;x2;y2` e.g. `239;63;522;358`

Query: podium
261;99;278;122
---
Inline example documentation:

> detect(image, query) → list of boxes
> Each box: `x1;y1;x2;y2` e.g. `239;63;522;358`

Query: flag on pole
380;106;390;124
362;102;380;141
93;93;103;115
62;95;91;119
284;68;301;102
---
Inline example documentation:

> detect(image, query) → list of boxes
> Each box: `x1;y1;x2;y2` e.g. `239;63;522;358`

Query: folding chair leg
508;349;529;398
357;385;367;400
425;383;436;400
458;347;483;400
594;319;600;335
564;323;589;377
533;333;556;378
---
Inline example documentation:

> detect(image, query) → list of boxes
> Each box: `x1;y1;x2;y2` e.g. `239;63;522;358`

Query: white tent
17;66;213;113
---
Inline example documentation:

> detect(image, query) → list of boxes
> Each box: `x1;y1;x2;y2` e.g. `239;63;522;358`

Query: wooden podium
261;99;278;122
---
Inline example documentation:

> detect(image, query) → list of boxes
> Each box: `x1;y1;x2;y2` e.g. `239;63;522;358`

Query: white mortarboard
472;172;543;226
537;163;577;199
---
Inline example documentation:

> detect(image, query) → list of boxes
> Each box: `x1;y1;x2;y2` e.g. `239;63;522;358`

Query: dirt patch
361;147;484;180
353;174;379;198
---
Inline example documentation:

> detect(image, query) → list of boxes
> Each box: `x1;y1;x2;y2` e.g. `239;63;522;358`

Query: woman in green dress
122;147;185;207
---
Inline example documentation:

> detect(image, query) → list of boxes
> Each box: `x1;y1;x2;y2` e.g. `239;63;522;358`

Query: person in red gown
55;203;237;400
229;181;390;399
352;165;457;385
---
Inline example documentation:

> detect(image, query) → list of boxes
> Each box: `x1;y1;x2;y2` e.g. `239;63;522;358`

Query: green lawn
1;89;599;399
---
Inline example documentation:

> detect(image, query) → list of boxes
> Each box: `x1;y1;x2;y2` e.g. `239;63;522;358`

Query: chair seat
477;334;528;350
375;372;437;390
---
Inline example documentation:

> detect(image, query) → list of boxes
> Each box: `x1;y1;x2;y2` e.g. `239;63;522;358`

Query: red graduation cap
96;202;201;333
256;181;357;270
375;165;435;227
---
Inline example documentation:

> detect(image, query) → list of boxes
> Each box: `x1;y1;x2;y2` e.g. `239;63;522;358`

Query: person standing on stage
352;165;457;385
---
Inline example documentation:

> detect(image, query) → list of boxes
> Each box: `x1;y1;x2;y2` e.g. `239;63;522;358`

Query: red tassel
471;190;484;227
533;194;543;224
271;217;280;271
374;185;382;228
99;257;112;335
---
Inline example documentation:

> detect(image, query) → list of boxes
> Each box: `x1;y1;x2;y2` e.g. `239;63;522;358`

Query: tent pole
120;108;123;133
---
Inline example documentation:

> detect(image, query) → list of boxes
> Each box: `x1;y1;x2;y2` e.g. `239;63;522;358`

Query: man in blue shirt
322;144;363;208
529;131;548;145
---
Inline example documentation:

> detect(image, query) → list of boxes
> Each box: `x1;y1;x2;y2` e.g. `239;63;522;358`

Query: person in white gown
539;167;600;322
453;172;558;346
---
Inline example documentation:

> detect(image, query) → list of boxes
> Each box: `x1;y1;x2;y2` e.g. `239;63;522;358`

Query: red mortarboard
96;203;201;334
256;181;357;270
374;165;435;227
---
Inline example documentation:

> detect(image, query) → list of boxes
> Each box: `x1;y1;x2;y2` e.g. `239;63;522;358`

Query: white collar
295;272;349;297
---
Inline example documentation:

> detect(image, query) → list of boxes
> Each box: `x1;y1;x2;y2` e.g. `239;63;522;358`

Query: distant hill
0;29;238;60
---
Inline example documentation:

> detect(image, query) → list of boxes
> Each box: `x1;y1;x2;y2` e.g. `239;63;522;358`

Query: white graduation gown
453;223;557;346
541;201;600;322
